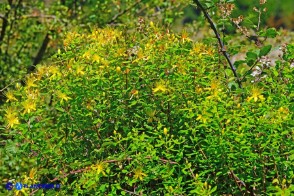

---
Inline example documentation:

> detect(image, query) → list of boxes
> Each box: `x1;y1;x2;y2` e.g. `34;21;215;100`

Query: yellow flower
153;80;168;94
207;90;221;100
115;48;127;57
196;114;208;124
29;168;37;180
133;168;147;181
191;42;205;55
277;107;289;120
278;107;289;114
5;107;17;116
26;89;40;100
93;54;101;63
247;87;265;102
5;107;20;128
181;30;191;43
22;99;36;114
173;62;186;75
5;90;17;102
56;90;71;103
25;75;37;89
76;65;85;75
63;32;80;48
116;66;121;73
150;21;154;28
48;65;60;79
206;79;221;91
92;161;108;176
195;85;203;94
22;175;30;184
85;99;96;110
25;168;38;184
204;47;215;56
131;89;138;95
36;65;48;80
82;50;92;60
15;188;29;196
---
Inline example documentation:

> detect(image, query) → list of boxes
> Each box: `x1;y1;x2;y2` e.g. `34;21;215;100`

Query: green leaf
234;60;245;68
259;45;272;57
56;107;65;112
99;184;107;192
265;28;278;38
228;81;238;91
246;51;258;60
210;186;217;193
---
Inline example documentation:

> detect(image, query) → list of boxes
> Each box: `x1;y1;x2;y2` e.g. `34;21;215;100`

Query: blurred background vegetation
183;0;294;30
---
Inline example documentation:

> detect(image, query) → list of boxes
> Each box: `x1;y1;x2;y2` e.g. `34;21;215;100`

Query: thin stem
229;169;256;195
0;14;8;43
257;9;261;31
262;156;266;193
229;169;245;193
49;156;177;182
240;58;260;82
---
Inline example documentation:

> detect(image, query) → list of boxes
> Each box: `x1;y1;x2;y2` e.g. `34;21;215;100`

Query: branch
229;169;255;196
0;78;21;92
240;58;260;82
108;0;142;24
121;189;140;196
105;156;178;164
49;156;177;182
21;14;60;21
0;14;8;43
49;167;91;182
193;0;242;88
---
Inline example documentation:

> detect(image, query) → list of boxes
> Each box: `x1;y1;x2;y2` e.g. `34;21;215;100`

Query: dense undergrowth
1;22;293;195
1;0;294;195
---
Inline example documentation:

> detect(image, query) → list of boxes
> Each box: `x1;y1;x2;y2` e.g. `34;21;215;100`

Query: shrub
1;22;293;195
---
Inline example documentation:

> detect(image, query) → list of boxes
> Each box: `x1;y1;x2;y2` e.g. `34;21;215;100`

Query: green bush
1;23;293;195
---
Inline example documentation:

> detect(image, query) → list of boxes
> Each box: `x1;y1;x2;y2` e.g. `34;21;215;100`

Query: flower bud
116;66;121;73
163;127;168;135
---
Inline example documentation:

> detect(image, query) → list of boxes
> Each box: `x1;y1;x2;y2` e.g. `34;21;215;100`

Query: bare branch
240;58;260;82
0;14;8;43
49;156;177;182
229;169;256;196
193;0;242;88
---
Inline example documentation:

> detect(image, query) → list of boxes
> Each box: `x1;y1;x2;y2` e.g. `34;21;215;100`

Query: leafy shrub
1;21;293;195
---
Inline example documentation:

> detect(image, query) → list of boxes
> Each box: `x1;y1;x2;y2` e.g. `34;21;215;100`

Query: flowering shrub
0;0;187;99
1;21;293;195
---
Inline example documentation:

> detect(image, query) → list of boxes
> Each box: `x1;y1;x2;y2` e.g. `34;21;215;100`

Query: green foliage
1;0;293;195
1;22;293;195
232;0;294;30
